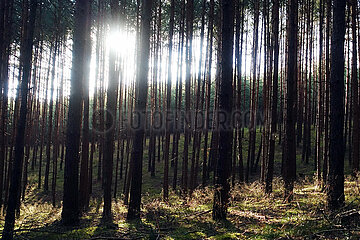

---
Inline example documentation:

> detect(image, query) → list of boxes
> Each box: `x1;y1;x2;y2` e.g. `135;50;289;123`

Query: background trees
2;0;38;238
0;0;358;238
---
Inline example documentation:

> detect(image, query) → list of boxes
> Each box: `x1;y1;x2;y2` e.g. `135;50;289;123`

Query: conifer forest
0;0;360;239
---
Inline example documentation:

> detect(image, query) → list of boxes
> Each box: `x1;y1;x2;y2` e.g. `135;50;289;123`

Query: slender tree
61;0;90;225
0;0;14;209
315;0;324;186
283;0;298;202
44;39;58;192
212;0;234;221
323;0;331;186
351;0;359;174
79;0;92;212
265;0;280;194
163;0;175;200
182;0;194;193
102;0;120;221
127;0;153;220
2;0;38;238
327;0;346;210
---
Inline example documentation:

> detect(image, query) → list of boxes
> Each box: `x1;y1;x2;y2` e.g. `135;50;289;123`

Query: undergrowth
1;177;359;239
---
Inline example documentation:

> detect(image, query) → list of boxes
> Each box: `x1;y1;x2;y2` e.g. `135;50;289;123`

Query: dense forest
0;0;358;239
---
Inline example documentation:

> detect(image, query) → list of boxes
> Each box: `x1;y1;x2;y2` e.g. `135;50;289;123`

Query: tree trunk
212;0;234;221
102;0;120;221
2;0;37;238
127;0;153;220
323;0;331;186
163;0;175;200
61;0;90;226
327;0;346;211
44;40;58;192
351;0;359;174
202;0;215;186
79;3;91;212
315;0;324;186
182;0;193;193
283;0;297;202
265;0;279;194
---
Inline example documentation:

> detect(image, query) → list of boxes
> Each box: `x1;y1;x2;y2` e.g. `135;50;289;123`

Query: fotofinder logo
90;109;264;135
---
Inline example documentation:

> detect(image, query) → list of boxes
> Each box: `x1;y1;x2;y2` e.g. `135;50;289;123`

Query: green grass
1;128;360;239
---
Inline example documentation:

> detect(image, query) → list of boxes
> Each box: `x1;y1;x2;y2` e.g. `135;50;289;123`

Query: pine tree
2;0;38;238
61;0;90;225
327;0;346;210
127;0;153;220
212;0;234;221
283;0;298;202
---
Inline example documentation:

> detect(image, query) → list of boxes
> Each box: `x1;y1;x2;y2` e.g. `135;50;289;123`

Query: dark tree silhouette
327;0;346;210
2;0;38;238
61;0;90;225
283;0;298;202
127;0;153;220
265;0;280;194
212;0;234;221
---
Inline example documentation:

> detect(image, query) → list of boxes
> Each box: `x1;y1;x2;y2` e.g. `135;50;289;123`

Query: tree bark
163;0;175;200
2;0;37;238
327;0;346;211
79;2;92;212
265;0;279;194
283;0;297;202
212;0;234;221
351;0;359;174
61;0;90;226
127;0;153;220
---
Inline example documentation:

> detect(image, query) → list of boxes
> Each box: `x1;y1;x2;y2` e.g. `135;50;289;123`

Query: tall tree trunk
127;0;153;220
283;0;297;202
316;0;324;186
247;0;260;181
351;0;359;174
327;0;346;210
38;46;52;189
102;0;119;221
79;3;91;212
172;0;186;190
202;0;215;186
61;0;90;226
212;0;234;221
265;0;279;194
323;0;331;186
2;0;37;238
182;0;193;193
44;39;58;192
163;0;175;200
0;0;14;209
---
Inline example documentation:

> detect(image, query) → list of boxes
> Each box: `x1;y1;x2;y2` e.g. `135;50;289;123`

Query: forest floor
3;177;360;240
1;131;360;239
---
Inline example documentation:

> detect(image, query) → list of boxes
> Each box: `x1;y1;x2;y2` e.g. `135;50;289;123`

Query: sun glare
106;30;135;55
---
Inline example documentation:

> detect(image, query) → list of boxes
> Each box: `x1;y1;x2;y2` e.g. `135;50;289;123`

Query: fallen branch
312;228;360;237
